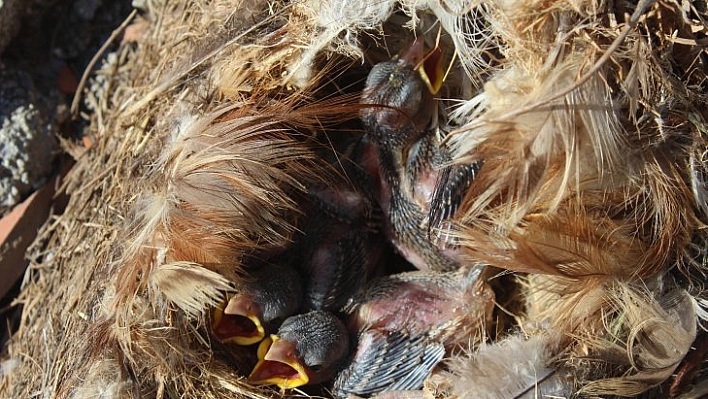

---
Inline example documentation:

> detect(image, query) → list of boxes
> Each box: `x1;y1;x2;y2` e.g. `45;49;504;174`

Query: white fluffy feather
439;334;572;399
149;261;234;318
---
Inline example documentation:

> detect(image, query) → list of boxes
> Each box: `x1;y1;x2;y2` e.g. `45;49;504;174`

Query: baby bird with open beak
360;39;481;271
333;265;494;398
212;263;302;346
248;310;350;389
246;143;380;390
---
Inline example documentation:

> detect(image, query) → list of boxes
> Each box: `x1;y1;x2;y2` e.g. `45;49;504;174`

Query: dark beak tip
399;38;426;65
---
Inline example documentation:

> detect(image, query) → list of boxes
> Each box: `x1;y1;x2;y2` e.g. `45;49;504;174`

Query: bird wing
333;329;445;398
428;161;482;241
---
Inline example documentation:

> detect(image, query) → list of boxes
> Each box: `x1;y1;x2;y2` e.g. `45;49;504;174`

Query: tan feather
455;203;644;279
439;0;702;296
578;287;697;396
149;261;234;318
688;113;708;217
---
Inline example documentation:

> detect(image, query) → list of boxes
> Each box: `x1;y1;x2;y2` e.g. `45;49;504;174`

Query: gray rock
73;0;104;21
0;0;61;56
0;0;22;54
0;63;58;215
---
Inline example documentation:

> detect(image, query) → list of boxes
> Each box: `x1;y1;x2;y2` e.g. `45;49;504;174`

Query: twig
70;9;138;118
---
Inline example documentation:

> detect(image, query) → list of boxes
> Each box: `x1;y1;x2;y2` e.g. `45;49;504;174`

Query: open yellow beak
399;38;445;95
248;335;310;389
211;294;266;346
418;45;444;94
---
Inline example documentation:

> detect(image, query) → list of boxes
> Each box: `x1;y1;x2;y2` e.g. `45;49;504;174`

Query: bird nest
2;0;708;398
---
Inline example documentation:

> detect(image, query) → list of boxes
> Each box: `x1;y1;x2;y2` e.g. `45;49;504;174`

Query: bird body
334;265;494;397
299;220;379;312
345;265;493;347
297;141;384;312
360;39;479;271
333;329;445;398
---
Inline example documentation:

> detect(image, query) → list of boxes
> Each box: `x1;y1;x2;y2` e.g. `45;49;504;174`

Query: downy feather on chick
334;266;494;397
248;310;350;389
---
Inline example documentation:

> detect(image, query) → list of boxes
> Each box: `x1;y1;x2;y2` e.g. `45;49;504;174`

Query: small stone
0;63;58;216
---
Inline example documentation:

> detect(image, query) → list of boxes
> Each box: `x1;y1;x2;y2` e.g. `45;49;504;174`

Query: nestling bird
360;38;481;271
334;265;494;397
297;211;381;312
344;265;493;347
297;141;384;312
211;263;303;345
248;310;350;389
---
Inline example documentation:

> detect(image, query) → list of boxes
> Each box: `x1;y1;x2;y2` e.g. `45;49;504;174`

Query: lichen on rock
0;63;58;215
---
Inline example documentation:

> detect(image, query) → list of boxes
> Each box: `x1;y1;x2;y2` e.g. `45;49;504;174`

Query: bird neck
375;133;411;190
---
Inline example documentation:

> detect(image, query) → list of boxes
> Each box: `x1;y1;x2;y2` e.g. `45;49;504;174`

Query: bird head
249;334;310;388
212;293;266;346
211;264;303;345
361;38;444;146
248;311;350;389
